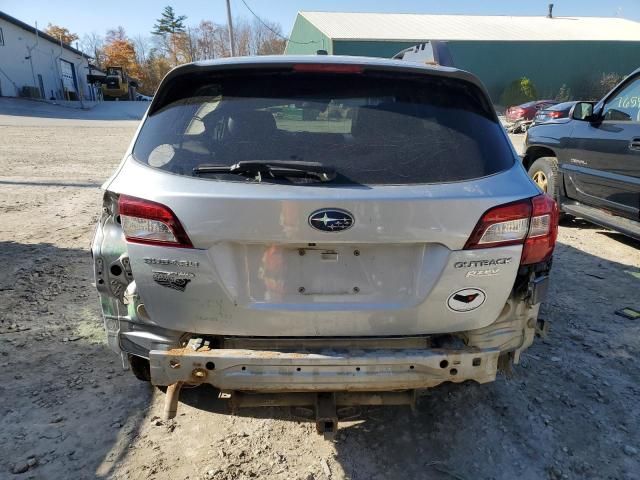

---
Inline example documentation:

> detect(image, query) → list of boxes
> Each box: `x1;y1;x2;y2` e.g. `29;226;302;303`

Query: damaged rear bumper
149;344;500;392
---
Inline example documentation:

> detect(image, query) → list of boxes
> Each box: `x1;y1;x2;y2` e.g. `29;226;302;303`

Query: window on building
0;27;4;46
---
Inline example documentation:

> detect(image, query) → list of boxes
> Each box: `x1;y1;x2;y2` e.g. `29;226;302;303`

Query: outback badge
308;208;354;232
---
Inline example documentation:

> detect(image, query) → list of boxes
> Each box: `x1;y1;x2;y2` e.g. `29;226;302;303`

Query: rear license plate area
240;244;421;302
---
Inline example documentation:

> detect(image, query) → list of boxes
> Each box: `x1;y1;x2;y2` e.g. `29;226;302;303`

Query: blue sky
2;0;639;41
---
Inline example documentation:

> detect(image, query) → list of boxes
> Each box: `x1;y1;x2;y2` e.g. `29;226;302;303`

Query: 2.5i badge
447;288;486;312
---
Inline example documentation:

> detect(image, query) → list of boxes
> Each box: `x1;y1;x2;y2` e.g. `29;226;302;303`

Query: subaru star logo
308;209;354;232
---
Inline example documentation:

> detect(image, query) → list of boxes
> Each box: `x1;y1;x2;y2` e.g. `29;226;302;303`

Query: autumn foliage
44;24;79;45
102;28;143;82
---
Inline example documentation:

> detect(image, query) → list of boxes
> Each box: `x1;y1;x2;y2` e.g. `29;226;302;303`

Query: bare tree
81;32;105;67
212;23;231;57
249;18;286;55
176;16;287;61
173;31;195;64
106;26;127;43
233;18;252;56
133;34;153;65
187;27;197;61
196;20;217;60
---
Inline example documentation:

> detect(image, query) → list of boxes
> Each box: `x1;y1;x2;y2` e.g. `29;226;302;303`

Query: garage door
60;60;77;93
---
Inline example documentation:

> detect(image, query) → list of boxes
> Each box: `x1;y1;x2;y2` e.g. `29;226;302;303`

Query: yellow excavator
97;66;139;101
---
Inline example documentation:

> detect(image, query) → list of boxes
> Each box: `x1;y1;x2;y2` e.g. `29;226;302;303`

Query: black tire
129;355;151;382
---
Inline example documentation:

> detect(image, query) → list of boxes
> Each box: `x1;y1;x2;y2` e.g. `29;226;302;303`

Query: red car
506;100;557;123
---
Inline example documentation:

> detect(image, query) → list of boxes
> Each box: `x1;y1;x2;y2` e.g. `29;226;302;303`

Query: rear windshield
133;68;514;185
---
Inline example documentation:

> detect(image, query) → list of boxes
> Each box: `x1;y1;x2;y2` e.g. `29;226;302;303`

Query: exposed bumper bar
149;346;500;392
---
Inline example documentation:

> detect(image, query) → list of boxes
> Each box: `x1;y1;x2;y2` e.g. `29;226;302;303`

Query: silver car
92;56;558;437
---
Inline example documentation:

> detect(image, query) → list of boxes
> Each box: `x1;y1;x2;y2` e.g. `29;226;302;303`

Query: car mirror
572;102;594;121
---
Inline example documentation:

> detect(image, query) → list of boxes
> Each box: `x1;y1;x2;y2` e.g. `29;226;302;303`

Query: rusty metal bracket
163;381;184;420
527;274;550;306
497;352;514;379
315;393;338;440
535;318;550;338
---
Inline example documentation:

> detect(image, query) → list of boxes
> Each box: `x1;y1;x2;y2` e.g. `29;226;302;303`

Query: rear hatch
106;58;540;337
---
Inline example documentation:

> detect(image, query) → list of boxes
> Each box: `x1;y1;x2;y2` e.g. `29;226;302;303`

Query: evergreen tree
152;6;187;36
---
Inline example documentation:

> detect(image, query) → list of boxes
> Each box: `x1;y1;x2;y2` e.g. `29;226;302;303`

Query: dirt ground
0;99;639;480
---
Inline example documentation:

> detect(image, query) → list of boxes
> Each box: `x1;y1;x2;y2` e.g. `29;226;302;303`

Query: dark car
533;101;578;125
524;70;640;239
506;100;557;123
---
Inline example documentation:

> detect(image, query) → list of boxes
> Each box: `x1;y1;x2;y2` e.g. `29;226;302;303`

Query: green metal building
286;11;640;102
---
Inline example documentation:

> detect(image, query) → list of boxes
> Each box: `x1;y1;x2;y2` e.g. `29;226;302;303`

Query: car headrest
227;110;277;140
351;106;388;139
352;103;425;139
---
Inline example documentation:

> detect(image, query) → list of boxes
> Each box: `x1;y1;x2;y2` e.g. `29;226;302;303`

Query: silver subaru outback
92;56;558;436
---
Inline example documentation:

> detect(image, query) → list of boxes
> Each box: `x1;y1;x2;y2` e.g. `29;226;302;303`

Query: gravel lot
0;99;639;480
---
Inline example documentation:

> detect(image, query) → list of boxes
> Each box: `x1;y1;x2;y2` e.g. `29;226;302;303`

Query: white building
0;10;92;100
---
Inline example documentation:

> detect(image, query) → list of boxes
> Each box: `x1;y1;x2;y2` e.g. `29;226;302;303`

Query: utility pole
225;0;236;56
76;42;85;109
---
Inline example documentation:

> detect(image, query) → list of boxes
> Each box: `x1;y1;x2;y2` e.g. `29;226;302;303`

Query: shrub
576;72;624;100
555;84;572;102
500;77;538;107
599;72;623;93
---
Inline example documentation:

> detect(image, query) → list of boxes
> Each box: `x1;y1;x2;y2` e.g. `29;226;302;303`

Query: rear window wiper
193;160;336;182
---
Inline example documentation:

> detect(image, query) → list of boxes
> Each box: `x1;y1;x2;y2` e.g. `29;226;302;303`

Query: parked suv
524;69;640;239
92;56;557;437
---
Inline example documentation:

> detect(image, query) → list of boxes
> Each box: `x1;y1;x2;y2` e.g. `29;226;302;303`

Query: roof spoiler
393;41;455;68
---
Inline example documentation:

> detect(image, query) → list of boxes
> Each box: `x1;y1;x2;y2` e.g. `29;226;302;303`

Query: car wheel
528;157;571;222
528;157;558;197
129;355;151;382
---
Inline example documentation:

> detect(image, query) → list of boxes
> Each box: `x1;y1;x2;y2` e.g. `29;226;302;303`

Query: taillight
464;195;558;265
118;195;193;248
464;200;532;249
521;195;559;265
548;111;563;119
